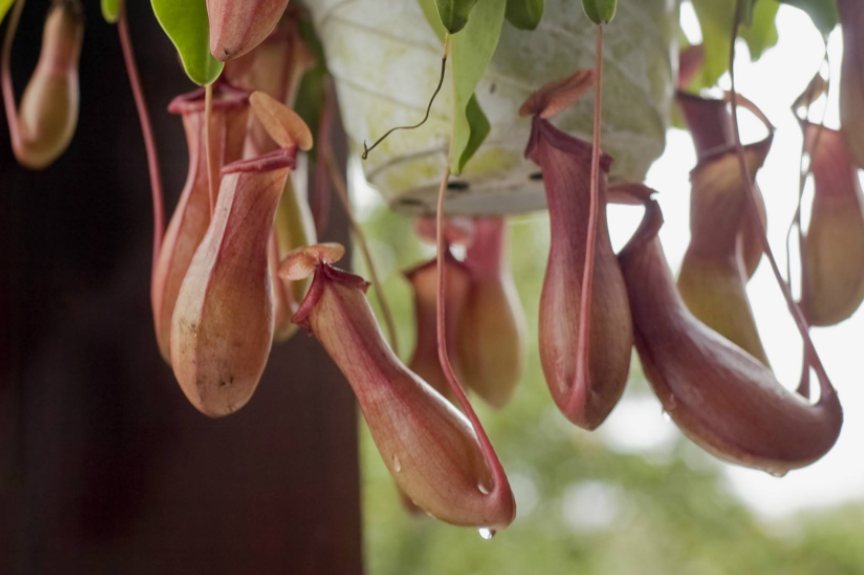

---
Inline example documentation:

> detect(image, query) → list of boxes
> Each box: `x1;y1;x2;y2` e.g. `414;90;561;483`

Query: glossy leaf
417;0;502;173
506;0;544;30
151;0;224;85
101;0;121;23
419;0;448;40
582;0;617;25
459;96;491;174
435;0;479;33
740;0;780;61
450;0;507;174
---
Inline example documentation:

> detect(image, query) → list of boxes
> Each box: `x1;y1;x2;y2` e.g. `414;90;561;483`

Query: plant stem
728;0;833;395
118;9;165;274
435;33;511;505
204;83;219;216
434;166;511;512
323;151;400;358
571;24;604;406
786;57;831;291
1;0;26;150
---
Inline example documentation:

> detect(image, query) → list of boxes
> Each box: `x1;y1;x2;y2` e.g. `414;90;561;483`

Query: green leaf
460;96;491;171
582;0;617;25
0;0;14;27
419;0;447;40
449;0;507;173
435;0;480;34
740;0;780;60
150;0;223;85
101;0;121;23
691;0;780;86
739;0;755;25
778;0;838;34
690;0;731;85
506;0;545;30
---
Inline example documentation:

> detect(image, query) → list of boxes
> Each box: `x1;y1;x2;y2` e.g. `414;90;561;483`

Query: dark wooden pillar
0;3;362;574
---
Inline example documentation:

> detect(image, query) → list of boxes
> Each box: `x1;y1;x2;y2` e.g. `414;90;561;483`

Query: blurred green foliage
348;199;864;575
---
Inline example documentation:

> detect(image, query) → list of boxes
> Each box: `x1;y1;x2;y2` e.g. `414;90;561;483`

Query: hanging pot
305;0;677;215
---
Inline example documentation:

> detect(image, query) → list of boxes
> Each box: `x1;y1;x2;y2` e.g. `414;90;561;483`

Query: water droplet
770;470;788;478
477;482;490;495
478;527;496;540
661;411;671;422
391;454;402;473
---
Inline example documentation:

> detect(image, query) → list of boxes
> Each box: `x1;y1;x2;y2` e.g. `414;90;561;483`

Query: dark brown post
0;3;363;574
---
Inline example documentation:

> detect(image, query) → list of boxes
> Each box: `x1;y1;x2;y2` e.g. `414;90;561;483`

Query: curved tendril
785;53;831;294
569;25;605;413
118;6;165;275
323;149;400;357
728;0;830;394
362;35;451;161
435;167;511;507
1;0;26;150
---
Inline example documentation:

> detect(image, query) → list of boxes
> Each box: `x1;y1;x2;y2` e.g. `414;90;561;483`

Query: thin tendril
568;25;604;412
787;52;830;399
1;0;26;150
204;83;218;216
784;51;831;293
435;165;511;507
362;36;450;160
118;6;165;275
323;151;400;357
729;0;832;397
435;38;512;505
431;34;512;506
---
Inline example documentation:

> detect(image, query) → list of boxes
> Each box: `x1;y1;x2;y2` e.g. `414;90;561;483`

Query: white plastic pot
307;0;678;215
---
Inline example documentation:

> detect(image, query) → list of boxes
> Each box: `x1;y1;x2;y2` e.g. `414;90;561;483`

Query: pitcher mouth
167;79;251;115
222;146;297;175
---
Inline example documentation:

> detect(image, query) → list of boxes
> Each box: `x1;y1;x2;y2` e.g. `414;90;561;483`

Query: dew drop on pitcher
478;528;496;540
